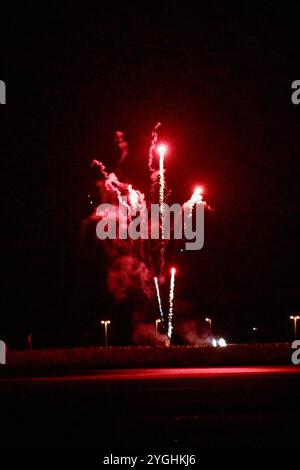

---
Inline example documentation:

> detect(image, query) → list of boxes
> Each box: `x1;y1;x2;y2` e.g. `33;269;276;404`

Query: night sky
1;2;300;347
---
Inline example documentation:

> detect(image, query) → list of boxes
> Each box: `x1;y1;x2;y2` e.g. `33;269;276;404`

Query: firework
157;143;168;275
184;186;204;214
189;186;204;205
154;276;164;321
183;186;212;234
184;186;213;214
157;144;167;238
167;267;176;340
89;124;212;345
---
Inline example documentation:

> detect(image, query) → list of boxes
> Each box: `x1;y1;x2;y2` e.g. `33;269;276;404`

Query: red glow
157;144;168;157
8;366;300;384
195;186;204;194
171;267;176;274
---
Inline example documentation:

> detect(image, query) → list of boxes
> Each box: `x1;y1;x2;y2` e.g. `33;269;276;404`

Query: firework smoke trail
148;122;161;174
92;160;126;206
92;159;109;178
91;159;153;302
168;267;176;339
92;159;145;215
154;276;164;321
115;131;128;162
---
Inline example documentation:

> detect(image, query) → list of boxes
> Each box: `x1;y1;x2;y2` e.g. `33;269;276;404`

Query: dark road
1;366;299;450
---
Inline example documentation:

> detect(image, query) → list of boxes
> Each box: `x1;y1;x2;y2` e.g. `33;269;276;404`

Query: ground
0;350;299;450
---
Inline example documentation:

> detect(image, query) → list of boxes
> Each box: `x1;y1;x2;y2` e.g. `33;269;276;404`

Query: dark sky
1;2;300;346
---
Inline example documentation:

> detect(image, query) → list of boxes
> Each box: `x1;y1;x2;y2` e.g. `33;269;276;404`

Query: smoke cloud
132;322;168;346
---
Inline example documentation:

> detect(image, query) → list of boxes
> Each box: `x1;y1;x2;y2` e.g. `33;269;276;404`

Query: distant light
218;338;227;347
171;267;176;275
253;327;258;331
212;339;217;347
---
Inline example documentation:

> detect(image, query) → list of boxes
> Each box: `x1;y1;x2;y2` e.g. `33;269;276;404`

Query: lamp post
290;315;300;339
101;320;111;347
155;318;161;334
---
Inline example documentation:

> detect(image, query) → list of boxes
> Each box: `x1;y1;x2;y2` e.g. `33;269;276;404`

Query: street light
101;320;111;347
290;315;300;339
155;319;161;334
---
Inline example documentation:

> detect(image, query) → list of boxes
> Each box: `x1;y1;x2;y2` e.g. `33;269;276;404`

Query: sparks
183;186;213;227
184;186;204;212
154;276;164;321
158;144;167;239
190;186;204;204
168;267;176;339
